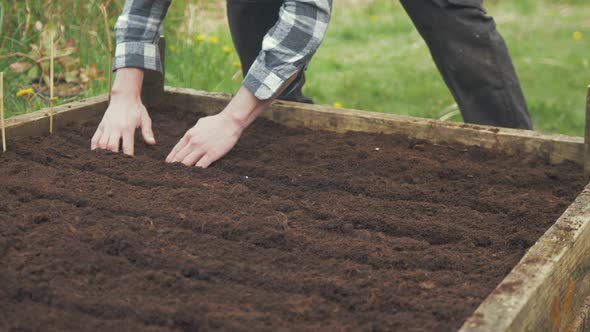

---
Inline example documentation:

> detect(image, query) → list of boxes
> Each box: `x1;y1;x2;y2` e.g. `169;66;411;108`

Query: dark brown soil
0;105;585;331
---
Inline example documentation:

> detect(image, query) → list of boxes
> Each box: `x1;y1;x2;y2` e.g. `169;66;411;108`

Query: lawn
305;0;590;135
1;0;589;135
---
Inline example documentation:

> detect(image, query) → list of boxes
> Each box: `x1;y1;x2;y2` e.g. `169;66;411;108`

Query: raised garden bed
1;88;590;331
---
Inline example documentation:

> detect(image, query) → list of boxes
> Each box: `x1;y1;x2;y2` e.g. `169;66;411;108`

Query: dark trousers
226;0;533;129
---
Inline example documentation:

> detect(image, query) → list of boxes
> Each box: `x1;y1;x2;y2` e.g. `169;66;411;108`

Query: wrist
110;88;142;104
219;110;248;133
110;68;144;102
220;86;268;130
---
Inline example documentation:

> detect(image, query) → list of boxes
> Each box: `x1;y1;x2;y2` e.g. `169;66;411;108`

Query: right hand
90;96;156;156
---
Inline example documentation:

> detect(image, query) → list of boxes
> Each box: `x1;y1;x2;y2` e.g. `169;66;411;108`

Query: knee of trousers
406;1;502;63
405;2;512;90
431;0;483;8
403;0;495;37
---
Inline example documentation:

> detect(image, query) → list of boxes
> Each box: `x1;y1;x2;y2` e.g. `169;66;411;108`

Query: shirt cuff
112;41;162;74
243;59;298;101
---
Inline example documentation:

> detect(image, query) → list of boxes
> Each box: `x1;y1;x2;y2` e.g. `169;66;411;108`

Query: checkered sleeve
243;0;332;100
112;0;171;73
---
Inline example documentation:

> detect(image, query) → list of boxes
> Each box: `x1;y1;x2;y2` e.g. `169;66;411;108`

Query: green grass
304;0;590;136
162;33;242;94
0;1;114;116
1;0;589;136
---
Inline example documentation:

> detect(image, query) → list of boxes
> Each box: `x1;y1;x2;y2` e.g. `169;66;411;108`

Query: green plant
3;23;73;84
1;21;104;94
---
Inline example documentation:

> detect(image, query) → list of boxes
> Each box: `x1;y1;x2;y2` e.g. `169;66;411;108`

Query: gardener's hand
90;68;155;156
91;97;156;155
166;113;243;168
165;72;299;168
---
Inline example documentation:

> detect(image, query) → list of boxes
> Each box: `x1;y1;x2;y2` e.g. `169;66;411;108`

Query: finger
181;150;206;167
98;129;110;150
170;143;194;164
91;126;104;150
141;115;156;145
122;129;135;156
195;154;216;169
166;135;189;162
106;132;121;153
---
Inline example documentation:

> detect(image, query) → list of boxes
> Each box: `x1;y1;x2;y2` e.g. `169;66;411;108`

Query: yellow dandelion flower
232;62;242;69
333;102;343;108
573;31;583;41
222;46;232;53
370;15;378;22
207;36;220;44
50;96;59;102
16;88;34;97
169;45;177;52
196;34;206;42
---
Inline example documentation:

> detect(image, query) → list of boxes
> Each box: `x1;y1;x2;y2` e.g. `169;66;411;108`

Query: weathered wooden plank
163;87;585;166
585;86;590;177
5;87;584;168
569;295;590;332
5;94;107;139
460;184;590;332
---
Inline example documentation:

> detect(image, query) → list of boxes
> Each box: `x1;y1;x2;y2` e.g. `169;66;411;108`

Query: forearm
242;0;332;100
224;71;299;129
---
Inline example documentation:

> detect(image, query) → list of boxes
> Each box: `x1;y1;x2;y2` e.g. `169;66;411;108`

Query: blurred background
0;0;588;135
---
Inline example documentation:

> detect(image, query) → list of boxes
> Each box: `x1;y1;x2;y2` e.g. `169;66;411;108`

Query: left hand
166;113;244;168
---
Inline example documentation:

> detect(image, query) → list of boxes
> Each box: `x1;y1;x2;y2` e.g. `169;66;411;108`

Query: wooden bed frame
3;38;590;330
3;86;589;332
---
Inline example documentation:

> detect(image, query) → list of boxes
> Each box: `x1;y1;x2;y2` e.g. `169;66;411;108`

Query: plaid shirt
113;0;332;100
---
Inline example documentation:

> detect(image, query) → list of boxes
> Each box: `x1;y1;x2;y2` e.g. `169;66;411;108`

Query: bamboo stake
49;34;55;135
23;0;31;40
79;2;83;63
1;72;6;153
100;4;113;102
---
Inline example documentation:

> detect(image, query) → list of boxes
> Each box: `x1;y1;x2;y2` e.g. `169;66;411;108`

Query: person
94;0;532;168
91;0;332;168
226;0;534;129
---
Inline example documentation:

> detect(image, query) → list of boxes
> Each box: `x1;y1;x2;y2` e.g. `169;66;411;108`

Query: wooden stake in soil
0;72;6;153
49;34;55;135
100;4;113;102
585;85;590;178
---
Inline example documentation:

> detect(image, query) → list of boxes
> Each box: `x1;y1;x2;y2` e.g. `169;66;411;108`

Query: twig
439;110;460;122
23;0;31;39
100;4;113;102
0;51;75;64
0;52;37;62
437;102;459;121
49;34;55;135
0;72;5;152
79;2;83;63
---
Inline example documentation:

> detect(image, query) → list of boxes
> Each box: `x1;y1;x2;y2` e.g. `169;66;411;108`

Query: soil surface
0;106;585;331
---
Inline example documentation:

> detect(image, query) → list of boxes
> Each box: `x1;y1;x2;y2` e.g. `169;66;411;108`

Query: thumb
140;114;156;145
